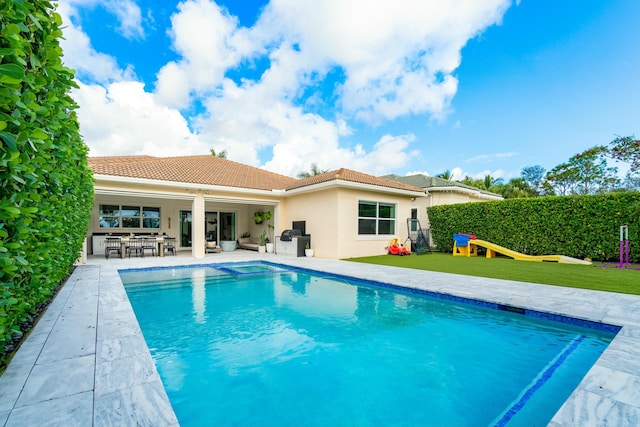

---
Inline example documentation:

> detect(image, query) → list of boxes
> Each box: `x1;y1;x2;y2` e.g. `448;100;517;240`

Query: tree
608;135;640;191
436;170;453;180
210;148;227;158
545;162;578;196
481;174;503;191
570;146;618;194
622;171;640;191
1;0;94;365
297;163;327;178
544;147;619;195
460;176;477;187
609;135;640;170
521;165;546;196
498;178;537;199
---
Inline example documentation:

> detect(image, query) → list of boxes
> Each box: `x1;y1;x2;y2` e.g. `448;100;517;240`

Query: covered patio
89;187;281;259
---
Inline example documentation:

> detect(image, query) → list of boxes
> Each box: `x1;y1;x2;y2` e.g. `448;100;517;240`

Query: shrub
0;0;94;366
428;192;640;262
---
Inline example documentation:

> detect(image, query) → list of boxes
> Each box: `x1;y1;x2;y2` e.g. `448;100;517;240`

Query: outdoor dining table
117;236;166;258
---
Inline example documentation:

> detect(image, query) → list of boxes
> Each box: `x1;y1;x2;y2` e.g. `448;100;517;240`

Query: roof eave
284;179;426;197
93;174;283;196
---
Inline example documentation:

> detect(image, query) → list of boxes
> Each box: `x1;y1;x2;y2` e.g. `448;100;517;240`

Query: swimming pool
120;262;618;427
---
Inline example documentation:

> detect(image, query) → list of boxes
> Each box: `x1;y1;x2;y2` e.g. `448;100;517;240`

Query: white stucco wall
414;190;502;230
282;187;414;259
90;178;419;260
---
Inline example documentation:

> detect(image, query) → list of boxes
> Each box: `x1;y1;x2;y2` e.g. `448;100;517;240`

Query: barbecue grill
280;229;302;242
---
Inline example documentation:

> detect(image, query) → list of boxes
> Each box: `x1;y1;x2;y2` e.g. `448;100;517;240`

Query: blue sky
58;0;639;179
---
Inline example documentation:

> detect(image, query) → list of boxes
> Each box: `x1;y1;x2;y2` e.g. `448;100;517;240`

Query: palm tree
436;170;453;180
482;174;503;191
210;148;227;158
297;163;327;178
461;176;477;187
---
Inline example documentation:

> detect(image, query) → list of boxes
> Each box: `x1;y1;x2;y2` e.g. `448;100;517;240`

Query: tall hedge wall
1;0;94;365
428;192;640;262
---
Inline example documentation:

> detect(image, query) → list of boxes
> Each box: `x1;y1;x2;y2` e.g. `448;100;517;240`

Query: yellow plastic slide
457;238;592;265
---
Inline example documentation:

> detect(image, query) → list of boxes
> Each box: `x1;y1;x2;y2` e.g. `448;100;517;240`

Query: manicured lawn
346;252;640;295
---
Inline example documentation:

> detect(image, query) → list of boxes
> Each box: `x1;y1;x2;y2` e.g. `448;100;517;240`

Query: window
410;208;418;231
358;201;395;235
142;207;160;228
99;204;161;229
121;206;141;228
99;205;120;228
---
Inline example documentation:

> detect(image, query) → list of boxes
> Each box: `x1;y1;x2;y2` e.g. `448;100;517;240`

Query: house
381;174;503;235
87;155;426;259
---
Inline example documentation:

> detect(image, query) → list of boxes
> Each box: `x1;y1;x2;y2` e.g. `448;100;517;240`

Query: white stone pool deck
1;251;639;426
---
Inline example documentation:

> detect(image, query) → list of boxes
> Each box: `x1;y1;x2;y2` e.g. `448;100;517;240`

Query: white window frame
357;200;396;235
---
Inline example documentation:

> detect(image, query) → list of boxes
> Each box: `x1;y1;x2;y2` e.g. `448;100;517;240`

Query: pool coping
1;252;639;426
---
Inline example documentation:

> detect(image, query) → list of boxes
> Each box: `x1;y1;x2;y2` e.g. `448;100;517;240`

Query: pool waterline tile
0;251;638;426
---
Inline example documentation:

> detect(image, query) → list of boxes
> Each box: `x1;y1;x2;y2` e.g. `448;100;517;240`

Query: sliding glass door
180;210;192;247
219;212;236;242
179;210;235;247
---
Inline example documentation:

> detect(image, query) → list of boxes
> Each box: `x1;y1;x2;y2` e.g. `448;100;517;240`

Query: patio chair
126;237;144;258
164;237;177;256
141;237;157;257
105;237;122;259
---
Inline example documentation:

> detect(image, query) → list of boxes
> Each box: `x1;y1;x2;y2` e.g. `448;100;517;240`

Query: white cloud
404;167;467;180
153;62;192;108
154;0;254;108
348;134;415;176
404;170;431;176
451;167;466;181
181;0;512;175
57;0;144;39
195;75;415;176
431;167;505;181
106;0;145;40
254;0;511;122
56;1;137;83
469;169;506;180
59;0;515;178
155;0;513;118
73;81;207;157
403;167;501;181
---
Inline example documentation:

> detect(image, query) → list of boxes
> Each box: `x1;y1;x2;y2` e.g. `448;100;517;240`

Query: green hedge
1;0;94;366
428;192;640;262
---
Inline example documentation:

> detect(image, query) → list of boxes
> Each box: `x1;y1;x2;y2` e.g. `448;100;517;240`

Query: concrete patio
1;250;639;426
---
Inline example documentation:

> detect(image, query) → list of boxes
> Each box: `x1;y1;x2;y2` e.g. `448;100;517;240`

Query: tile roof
288;168;425;193
89;156;424;194
381;173;502;197
89;155;297;191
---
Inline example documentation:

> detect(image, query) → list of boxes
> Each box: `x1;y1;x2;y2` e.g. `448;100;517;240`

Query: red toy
387;237;411;256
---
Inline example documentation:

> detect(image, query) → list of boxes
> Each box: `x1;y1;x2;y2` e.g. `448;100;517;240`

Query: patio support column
192;192;205;258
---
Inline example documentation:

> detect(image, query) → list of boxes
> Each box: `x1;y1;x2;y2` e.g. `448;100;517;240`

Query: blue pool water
120;262;618;427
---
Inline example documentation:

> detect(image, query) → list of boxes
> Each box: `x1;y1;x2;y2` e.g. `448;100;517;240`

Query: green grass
346;252;640;295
